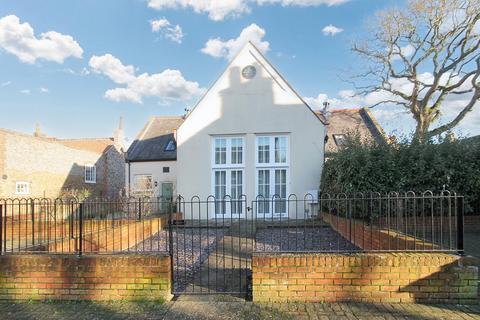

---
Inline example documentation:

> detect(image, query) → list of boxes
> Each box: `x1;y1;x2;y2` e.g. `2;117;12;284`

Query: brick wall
0;254;172;301
465;215;480;232
252;253;478;304
322;213;439;251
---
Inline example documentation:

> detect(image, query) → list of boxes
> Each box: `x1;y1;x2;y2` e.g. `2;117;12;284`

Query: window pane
85;165;96;183
215;139;226;165
231;138;243;164
231;170;243;214
258;170;270;214
258;137;270;164
274;169;287;214
134;175;152;191
215;171;226;214
275;137;287;163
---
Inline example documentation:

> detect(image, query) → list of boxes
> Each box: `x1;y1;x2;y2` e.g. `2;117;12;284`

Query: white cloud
147;0;349;21
322;24;343;36
151;18;184;43
89;54;136;84
0;15;83;64
202;23;269;60
19;89;30;95
39;87;49;93
1;80;11;87
63;67;90;76
89;53;204;104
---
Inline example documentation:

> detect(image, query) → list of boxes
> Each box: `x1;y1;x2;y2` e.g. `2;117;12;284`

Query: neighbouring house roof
127;116;184;162
56;138;115;154
316;107;387;155
0;128;116;155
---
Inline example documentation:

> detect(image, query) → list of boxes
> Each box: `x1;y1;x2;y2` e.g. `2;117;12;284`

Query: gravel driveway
255;225;359;252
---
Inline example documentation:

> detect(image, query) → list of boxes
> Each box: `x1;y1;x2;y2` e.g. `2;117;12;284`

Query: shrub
320;135;480;213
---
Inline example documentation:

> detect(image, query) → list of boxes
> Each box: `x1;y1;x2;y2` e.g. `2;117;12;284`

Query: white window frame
84;164;96;184
133;174;153;193
212;136;245;169
255;135;290;217
211;136;245;218
254;168;290;217
255;135;290;168
15;181;30;195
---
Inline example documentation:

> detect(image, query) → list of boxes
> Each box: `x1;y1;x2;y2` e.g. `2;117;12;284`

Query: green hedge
320;135;480;213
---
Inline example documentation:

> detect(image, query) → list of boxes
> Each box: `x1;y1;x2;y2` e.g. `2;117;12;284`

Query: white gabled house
126;42;327;218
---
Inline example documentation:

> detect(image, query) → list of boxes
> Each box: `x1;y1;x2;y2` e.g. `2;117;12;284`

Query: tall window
84;165;96;184
256;135;289;216
15;181;30;195
212;136;244;216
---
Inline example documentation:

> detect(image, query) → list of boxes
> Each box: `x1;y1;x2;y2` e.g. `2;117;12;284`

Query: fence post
31;200;35;246
70;202;74;239
0;204;3;256
78;203;83;256
168;198;174;295
457;196;464;255
138;198;142;220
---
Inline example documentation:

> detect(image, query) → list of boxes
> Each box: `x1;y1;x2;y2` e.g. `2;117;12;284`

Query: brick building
0;119;126;198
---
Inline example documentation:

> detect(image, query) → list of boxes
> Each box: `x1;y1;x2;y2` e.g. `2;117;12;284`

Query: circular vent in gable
241;65;256;79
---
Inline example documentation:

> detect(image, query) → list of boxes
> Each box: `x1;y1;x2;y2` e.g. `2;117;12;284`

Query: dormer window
333;134;347;147
164;140;176;151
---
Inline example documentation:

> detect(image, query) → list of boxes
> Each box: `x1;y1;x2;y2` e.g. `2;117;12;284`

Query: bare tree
353;0;480;142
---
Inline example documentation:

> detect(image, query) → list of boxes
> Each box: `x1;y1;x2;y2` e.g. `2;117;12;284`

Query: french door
213;169;244;218
256;168;288;217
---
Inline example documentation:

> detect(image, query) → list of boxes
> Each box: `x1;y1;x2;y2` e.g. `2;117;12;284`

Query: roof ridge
58;137;113;142
151;115;184;119
330;108;361;113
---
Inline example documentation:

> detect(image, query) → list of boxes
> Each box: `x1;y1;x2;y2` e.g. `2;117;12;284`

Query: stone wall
252;253;478;304
0;254;172;301
0;129;125;198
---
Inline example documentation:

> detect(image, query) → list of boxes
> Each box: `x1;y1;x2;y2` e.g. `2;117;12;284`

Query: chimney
34;123;42;137
113;117;125;149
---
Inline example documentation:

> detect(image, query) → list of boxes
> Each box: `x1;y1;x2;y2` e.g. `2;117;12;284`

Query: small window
333;134;347;147
164;140;176;151
163;167;170;173
15;181;30;195
84;165;96;183
134;174;153;191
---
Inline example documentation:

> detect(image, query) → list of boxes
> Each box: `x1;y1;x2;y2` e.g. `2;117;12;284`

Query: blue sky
0;0;478;143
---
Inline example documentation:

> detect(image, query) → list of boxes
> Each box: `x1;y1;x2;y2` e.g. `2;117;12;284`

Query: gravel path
132;228;226;293
255;226;360;252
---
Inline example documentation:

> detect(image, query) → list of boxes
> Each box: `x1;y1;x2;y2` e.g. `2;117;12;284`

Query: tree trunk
413;115;429;143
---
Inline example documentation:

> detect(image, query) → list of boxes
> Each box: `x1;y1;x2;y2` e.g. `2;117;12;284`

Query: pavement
0;300;479;320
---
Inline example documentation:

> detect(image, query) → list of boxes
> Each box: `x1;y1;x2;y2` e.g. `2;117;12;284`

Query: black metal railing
0;191;464;257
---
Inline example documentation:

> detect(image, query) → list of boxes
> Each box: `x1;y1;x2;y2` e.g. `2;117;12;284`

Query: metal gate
169;197;254;298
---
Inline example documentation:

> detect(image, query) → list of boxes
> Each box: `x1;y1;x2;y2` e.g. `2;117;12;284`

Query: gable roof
0;128;116;155
179;41;327;130
127;116;184;162
56;138;115;153
316;107;387;154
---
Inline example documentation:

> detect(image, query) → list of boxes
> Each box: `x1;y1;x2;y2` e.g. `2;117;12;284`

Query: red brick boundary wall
465;215;480;232
252;253;478;304
0;254;172;301
322;213;439;251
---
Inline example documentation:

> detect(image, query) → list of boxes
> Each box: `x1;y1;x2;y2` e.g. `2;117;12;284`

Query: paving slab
0;301;479;320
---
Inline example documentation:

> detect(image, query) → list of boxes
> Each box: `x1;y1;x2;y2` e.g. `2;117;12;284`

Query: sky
0;0;478;144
